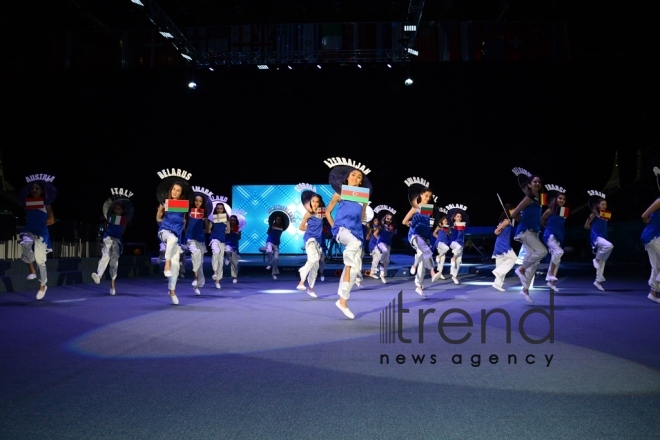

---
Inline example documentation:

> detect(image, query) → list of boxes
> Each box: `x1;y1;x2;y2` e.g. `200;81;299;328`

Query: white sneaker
169;293;179;305
26;273;37;280
232;278;237;284
224;259;229;266
415;286;425;297
514;266;526;285
212;274;218;281
91;273;101;284
266;265;271;270
380;274;386;284
648;293;660;304
452;276;459;285
215;282;221;289
593;281;605;291
191;279;198;287
546;275;558;282
320;276;325;282
109;288;116;296
194;288;201;295
296;285;307;291
164;270;172;277
272;275;277;280
520;291;534;303
546;282;558;291
335;300;354;319
369;273;379;279
492;283;505;292
307;290;317;298
36;286;47;300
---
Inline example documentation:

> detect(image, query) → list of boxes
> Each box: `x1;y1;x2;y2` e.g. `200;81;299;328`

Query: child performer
401;177;441;297
186;187;213;295
370;205;397;283
642;165;660;304
207;196;230;289
265;212;290;280
18;174;56;300
324;157;373;319
225;210;246;284
296;188;325;297
541;184;569;292
511;167;548;304
156;169;193;305
92;188;135;295
446;203;469;285
491;203;517;291
585;190;613;291
432;208;450;280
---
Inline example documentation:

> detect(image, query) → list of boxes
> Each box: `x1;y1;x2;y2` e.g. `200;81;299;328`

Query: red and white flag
558;206;570;218
190;208;205;219
453;221;466;231
25;197;44;210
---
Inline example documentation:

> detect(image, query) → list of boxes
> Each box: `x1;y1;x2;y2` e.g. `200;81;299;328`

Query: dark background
1;1;658;252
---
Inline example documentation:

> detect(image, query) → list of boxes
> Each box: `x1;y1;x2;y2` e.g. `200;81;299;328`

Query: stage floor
1;254;659;439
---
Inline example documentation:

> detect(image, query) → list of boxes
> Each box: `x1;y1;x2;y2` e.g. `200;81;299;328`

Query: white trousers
514;230;548;289
299;238;321;288
159;230;181;290
20;233;48;286
335;227;363;299
97;236;121;280
210;239;226;281
646;237;660;292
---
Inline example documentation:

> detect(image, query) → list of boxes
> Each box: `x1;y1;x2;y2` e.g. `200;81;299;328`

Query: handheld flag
453;221;466;231
25;197;45;210
600;210;612;221
108;215;126;226
420;204;434;216
213;213;227;224
165;199;189;212
190;208;205;219
316;207;326;219
341;185;370;204
558;206;570;218
539;193;547;206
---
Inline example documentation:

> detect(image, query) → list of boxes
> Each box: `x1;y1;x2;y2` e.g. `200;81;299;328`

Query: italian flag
109;215;126;226
453;221;466;231
341;185;370;204
600;210;612;221
558;206;570;218
190;208;205;219
213;213;227;224
165;199;189;212
25;197;44;210
420;204;434;216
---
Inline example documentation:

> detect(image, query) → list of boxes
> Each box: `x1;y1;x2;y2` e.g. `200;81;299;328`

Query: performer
324;157;373;319
369;205;396;284
186;187;213;295
18;174;56;300
511;167;548;304
432;208;450;280
491;203;517;292
264;212;289;280
401;177;441;297
585;189;613;291
156;169;193;305
207;196;230;290
225;210;246;284
91;188;135;296
642;165;660;304
541;184;569;292
296;188;324;297
446;203;469;285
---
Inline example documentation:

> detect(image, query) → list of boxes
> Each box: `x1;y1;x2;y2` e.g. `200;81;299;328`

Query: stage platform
1;252;658;439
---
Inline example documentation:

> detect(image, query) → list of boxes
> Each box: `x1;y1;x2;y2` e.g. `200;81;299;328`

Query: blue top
331;199;364;242
641;206;660;245
409;211;432;241
378;225;394;246
267;224;284;245
185;217;206;243
103;222;124;241
209;220;227;243
433;226;451;248
226;229;240;250
590;216;608;247
450;227;465;246
543;213;565;246
22;208;52;250
303;216;323;244
158;210;185;243
515;198;542;236
492;222;513;257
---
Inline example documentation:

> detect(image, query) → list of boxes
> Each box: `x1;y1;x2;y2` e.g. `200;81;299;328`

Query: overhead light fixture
316;64;322;69
257;65;269;70
407;48;419;56
188;81;197;89
387;64;392;68
357;64;362;69
159;31;174;39
404;25;416;32
181;53;192;61
287;65;292;70
405;78;413;86
130;0;145;6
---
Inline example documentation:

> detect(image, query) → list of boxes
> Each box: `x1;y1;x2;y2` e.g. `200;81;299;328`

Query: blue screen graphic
231;184;336;254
